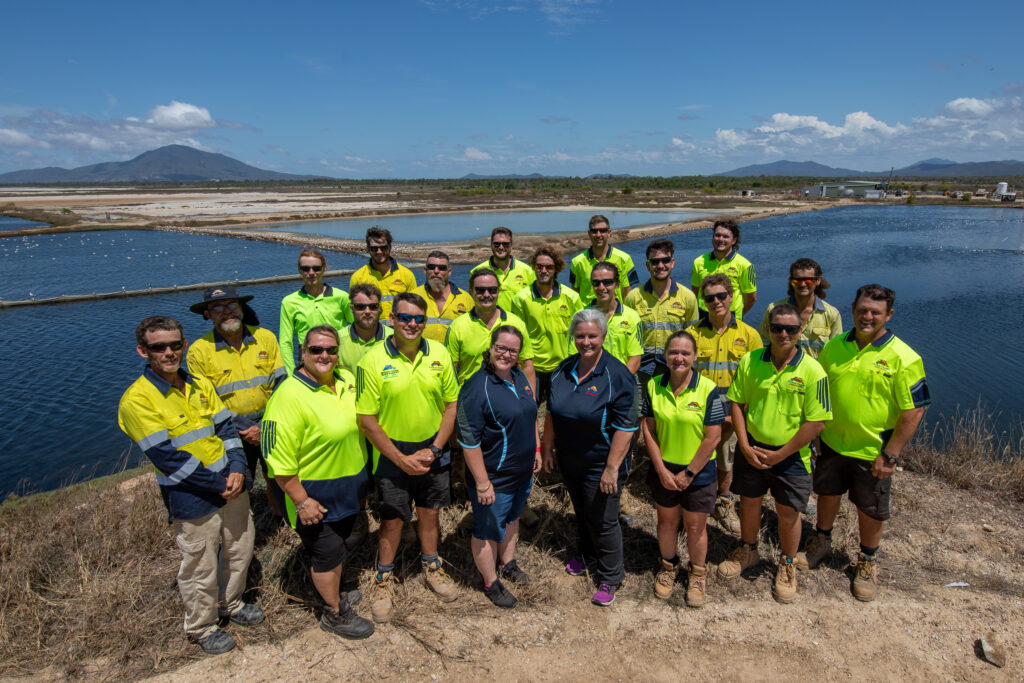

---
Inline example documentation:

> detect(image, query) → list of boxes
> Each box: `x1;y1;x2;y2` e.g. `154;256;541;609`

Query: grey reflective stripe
694;361;739;371
169;425;216;448
427;317;454;325
215;374;273;395
382;294;395;302
640;321;689;331
270;366;287;381
242;410;264;421
155;456;201;486
642;345;662;354
213;409;233;423
206;454;230;472
137;429;170;451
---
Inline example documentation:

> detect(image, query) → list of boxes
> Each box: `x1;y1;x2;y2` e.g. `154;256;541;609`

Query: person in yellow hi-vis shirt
349;226;417;319
471;227;536;311
412;250;473;343
691;219;757;321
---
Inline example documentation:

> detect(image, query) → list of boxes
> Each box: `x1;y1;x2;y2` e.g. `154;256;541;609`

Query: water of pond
1;204;1021;498
0;215;47;230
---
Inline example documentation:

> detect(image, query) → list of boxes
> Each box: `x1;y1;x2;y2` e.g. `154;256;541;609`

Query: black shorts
647;466;717;514
731;454;813;513
813;442;891;521
377;466;452;522
535;371;553;406
295;516;356;572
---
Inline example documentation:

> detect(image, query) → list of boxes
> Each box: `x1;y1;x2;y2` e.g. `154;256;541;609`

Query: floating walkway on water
0;269;357;309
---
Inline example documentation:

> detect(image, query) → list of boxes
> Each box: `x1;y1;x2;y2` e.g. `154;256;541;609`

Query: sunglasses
534;263;555;271
306;345;339;355
208;300;240;313
353;303;380;311
703;291;730;304
394;312;426;324
791;277;819;286
491;241;511;248
299;265;323;272
648;256;672;266
769;323;801;335
474;286;499;295
147;340;184;352
368;245;389;253
492;344;521;357
589;228;610;235
425;263;449;271
591;278;616;288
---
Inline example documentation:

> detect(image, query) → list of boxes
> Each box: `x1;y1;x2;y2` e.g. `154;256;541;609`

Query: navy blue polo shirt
455;366;538;492
548;351;640;482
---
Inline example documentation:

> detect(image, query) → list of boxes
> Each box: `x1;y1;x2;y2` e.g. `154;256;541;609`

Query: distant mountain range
716;158;1024;178
0;145;325;183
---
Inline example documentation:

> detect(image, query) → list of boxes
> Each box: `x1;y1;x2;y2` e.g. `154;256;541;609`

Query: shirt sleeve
206;384;246;475
403;267;419;291
338;290;354;326
260;388;306;476
513;316;534;361
279;299;296;373
626;316;644;357
725;355;749;404
454;377;486;449
828;306;843;339
684;290;699;326
690;257;702;289
355;354;382;416
608;369;640;432
441;354;461;403
704;391;726;426
569;258;579;290
740;262;757;294
640;376;655;418
621;255;640;289
444;322;462;377
895;355;930;410
747;326;764;353
758;305;772;345
804;363;833;422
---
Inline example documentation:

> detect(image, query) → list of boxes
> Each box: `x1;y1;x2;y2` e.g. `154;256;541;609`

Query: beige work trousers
172;493;255;639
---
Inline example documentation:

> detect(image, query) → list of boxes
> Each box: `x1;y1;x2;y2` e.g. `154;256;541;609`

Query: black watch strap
684;468;696;478
429;444;442;459
880;450;899;465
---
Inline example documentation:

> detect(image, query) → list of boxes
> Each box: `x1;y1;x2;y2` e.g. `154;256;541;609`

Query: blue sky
1;0;1022;177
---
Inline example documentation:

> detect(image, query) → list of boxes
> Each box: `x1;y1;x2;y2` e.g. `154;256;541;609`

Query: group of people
118;216;929;654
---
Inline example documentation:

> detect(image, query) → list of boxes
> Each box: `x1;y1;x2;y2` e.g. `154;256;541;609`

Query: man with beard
412;250;473;343
188;286;287;517
338;283;394;373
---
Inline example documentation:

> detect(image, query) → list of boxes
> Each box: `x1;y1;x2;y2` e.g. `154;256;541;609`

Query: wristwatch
683;468;696;479
429;444;443;460
880;450;900;466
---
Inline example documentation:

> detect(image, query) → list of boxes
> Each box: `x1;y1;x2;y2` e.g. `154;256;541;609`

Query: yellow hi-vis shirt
337;322;393;374
472;256;537;311
758;296;843;358
819;330;930;461
624;279;699;374
411;283;474;343
727;346;832;474
348;258;418;319
187;326;286;426
691;313;763;403
355;337;460;475
444;307;533;384
510;281;583;373
261;368;370;527
691;249;757;320
118;367;246;520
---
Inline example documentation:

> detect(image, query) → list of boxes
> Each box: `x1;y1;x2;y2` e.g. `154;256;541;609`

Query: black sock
816;526;833;538
860;544;878;558
662;555;680;566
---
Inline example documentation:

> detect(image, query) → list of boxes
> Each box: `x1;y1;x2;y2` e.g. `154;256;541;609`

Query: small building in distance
802;180;885;198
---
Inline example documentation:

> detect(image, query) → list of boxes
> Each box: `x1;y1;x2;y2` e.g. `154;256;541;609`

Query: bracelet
296;498;311;511
536;447;542;453
477;481;493;493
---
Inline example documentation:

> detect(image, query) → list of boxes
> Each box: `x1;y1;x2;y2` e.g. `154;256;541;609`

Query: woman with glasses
587;261;643;374
261;325;375;639
279;248;354;372
455;325;541;608
716;304;832;604
758;258;842;358
542;309;639;607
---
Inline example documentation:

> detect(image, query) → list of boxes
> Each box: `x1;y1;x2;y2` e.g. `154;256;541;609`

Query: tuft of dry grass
903;406;1024;501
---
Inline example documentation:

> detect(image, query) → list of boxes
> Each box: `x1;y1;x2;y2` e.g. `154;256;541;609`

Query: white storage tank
996;181;1009;196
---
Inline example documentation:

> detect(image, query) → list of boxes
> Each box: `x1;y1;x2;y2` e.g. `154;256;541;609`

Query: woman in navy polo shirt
642;331;725;607
456;325;540;609
542;309;639;607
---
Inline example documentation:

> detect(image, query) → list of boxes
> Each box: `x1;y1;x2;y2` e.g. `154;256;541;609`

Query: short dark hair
135;316;183;347
588;214;610;230
768;302;801;323
482;325;525;374
304;324;340;346
365;226;393;246
591;261;619;281
470;267;499;291
788;257;831;299
426;250;450;262
700;273;733;296
530;246;566;273
713;219;741;248
664;330;696;354
349;283;382;302
297;248;326;269
393;291;428;313
490;227;512;242
854;284;895;311
646;239;674;259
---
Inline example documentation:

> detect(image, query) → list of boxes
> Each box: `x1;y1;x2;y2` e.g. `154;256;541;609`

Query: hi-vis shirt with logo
472;256;536;311
691;250;757;320
624;280;699;374
586;299;643;367
348;259;418;318
691;313;763;401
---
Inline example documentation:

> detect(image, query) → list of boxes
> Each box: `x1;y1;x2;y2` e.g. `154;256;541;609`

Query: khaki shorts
716;429;737;473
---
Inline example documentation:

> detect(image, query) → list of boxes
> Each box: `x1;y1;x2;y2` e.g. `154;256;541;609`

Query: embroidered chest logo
430;361;444;372
686;401;702;412
670;301;683;309
583;384;599;397
258;350;269;360
618;320;632;330
726;266;738;275
872;359;892;376
199;393;209;407
732;338;748;348
456;304;467;313
381;364;399;379
787;377;806;390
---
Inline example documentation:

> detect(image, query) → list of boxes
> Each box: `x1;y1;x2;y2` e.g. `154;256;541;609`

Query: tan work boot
422;557;459;602
685;563;708;608
653;558;678;600
795;532;832;571
370;570;396;624
716;543;760;580
852;554;878;602
712;496;741;535
773;558;798;603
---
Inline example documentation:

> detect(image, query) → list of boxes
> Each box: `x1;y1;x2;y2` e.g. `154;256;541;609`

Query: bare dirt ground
139;471;1022;682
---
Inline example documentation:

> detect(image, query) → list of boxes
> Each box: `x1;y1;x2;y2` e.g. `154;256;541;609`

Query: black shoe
196;629;236;655
500;559;531;585
619;514;635;528
484;579;517;609
228;603;265;626
320;605;375;640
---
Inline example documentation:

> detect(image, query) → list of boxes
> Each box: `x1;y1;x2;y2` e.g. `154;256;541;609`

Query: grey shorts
813;442;891;521
377;467;452;522
731;455;813;513
716;429;736;473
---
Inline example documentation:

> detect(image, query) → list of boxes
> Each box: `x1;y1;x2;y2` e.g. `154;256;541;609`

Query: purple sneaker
565;556;587;576
592;583;617;606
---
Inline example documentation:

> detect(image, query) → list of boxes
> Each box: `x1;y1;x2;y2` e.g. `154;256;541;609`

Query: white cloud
463;147;492;161
0;128;50;148
944;97;995;117
146;101;216;130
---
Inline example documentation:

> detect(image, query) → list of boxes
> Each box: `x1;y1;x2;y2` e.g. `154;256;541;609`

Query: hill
0;145;326;183
716;160;871;177
717;158;1024;178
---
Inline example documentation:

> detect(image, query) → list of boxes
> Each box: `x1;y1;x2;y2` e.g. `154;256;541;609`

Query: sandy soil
141;472;1022;682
